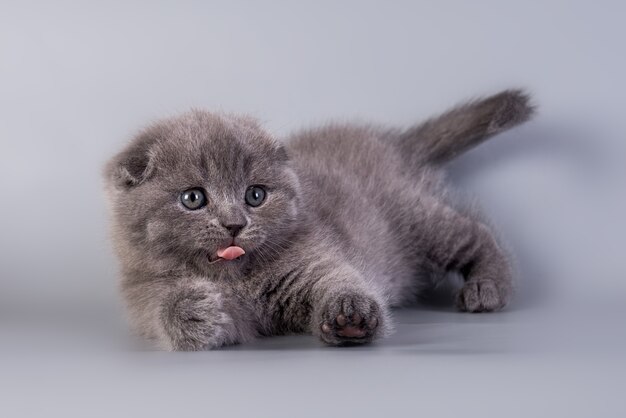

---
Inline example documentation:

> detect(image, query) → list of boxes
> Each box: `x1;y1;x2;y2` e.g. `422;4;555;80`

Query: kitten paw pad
457;279;510;312
318;293;382;345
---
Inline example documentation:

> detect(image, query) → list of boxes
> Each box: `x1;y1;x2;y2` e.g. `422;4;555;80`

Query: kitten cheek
146;220;167;242
287;201;299;219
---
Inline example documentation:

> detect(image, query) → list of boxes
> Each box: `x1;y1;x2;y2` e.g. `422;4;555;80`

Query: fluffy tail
396;89;535;166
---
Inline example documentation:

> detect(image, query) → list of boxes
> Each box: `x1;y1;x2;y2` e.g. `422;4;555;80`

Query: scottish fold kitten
105;90;534;350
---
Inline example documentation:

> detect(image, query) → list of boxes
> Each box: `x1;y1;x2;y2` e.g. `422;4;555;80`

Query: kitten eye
181;188;207;210
245;185;266;207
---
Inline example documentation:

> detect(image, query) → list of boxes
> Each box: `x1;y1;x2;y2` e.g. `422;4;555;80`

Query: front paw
315;291;388;346
457;278;511;312
161;282;232;351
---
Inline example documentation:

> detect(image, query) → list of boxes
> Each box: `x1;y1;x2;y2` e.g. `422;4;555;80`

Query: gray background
1;1;625;417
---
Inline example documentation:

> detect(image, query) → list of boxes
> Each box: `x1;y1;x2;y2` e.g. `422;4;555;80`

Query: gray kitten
104;90;534;350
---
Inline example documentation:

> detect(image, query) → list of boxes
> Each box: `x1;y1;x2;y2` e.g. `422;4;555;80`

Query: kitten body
105;90;534;350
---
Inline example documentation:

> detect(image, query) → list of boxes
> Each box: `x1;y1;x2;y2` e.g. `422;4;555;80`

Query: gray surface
2;304;626;417
1;1;626;417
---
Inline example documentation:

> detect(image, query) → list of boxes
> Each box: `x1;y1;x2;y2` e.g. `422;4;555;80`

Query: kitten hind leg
417;201;513;312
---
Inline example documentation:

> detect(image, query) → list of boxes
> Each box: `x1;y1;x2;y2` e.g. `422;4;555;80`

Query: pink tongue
216;246;245;261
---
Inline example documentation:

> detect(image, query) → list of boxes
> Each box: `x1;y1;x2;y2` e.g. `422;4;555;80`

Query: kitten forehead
149;110;285;185
156;110;278;158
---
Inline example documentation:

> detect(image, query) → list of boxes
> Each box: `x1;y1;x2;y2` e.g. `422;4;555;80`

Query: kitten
104;90;534;350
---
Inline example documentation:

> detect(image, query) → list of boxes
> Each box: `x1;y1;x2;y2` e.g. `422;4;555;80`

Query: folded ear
275;143;289;162
105;128;160;189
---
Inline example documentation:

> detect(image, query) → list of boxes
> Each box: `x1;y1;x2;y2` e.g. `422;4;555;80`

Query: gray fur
104;89;534;350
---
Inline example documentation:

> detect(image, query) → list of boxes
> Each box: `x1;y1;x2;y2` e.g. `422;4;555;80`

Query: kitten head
105;110;300;277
